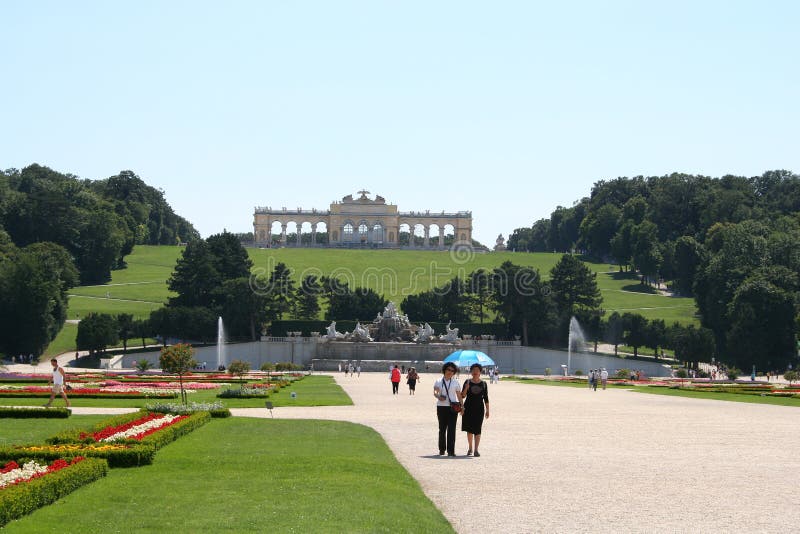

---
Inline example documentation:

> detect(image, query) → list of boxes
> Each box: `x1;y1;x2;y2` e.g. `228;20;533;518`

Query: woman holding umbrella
461;363;490;457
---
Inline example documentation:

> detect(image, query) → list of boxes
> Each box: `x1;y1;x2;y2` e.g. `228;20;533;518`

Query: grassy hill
51;245;698;355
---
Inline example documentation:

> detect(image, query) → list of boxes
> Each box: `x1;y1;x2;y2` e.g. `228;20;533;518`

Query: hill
65;245;698;323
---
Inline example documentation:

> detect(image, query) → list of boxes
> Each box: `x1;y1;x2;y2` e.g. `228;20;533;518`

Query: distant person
407;367;420;395
600;368;609;390
356;364;361;377
391;365;402;394
338;362;342;373
434;362;463;456
461;363;490;456
44;358;70;408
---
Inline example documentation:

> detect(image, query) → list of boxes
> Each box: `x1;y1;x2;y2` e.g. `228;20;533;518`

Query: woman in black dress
461;363;490;457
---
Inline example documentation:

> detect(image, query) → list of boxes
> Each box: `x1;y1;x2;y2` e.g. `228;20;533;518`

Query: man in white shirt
45;358;70;408
600;368;609;390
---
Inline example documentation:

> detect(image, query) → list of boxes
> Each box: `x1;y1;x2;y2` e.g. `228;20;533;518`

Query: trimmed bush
137;411;211;450
0;457;108;527
0;444;155;468
217;388;270;399
47;411;149;444
0;407;70;419
209;408;232;418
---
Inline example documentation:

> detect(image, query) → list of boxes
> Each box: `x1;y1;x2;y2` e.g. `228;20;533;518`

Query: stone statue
416;322;435;343
494;234;507;251
442;321;460;343
326;321;343;340
349;321;372;342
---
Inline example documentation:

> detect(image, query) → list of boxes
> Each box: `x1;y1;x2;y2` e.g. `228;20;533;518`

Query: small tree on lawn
228;359;250;389
159;343;196;404
783;370;798;386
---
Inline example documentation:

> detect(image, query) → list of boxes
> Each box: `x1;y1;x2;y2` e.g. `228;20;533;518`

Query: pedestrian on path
434;362;463;456
45;358;70;408
600;368;609;390
391;365;402;395
407;367;419;395
461;363;490;457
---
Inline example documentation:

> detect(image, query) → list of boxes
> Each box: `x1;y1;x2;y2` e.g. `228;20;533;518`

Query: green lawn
6;418;453;533
0;415;110;447
511;378;800;407
0;375;351;409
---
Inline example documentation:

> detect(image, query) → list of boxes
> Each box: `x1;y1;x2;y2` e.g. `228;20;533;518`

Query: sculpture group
326;302;460;344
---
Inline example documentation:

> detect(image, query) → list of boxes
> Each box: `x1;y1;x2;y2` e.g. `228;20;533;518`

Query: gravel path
232;373;800;533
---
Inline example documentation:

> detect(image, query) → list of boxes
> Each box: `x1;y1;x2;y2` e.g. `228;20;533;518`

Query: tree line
508;170;800;373
0;164;199;284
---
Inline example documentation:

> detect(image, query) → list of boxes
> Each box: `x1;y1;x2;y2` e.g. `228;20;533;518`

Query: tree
263;262;296;322
467;269;492;323
622;313;648;358
579;203;620;259
116;313;135;355
549;254;602;324
159;343;196;404
294;275;322;320
672;236;707;296
228;359;251;389
133;318;151;349
76;313;119;355
0;242;77;357
575;308;604;353
134;359;152;374
644;319;666;358
604;312;624;356
667;323;715;369
491;261;555;345
725;277;797;372
630;221;662;286
168;240;219;308
219;277;269;341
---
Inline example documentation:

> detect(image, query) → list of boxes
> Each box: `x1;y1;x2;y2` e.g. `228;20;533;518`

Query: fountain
567;316;587;375
217;317;227;370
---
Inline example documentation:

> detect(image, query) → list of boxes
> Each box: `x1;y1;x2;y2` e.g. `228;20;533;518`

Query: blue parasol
443;349;495;368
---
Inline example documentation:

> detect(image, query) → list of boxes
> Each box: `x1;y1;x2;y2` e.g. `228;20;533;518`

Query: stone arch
372;221;384;243
398;223;411;246
342;220;355;242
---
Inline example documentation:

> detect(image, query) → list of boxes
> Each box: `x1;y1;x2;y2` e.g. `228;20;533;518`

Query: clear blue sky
1;1;797;246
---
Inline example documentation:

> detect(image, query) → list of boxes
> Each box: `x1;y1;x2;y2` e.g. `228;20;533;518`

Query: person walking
407;367;420;395
434;362;463;456
600;368;609;390
44;358;70;408
391;365;402;395
356;364;361;377
461;363;490;457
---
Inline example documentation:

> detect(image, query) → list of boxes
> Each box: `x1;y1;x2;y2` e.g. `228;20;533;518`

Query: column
424;226;430;248
438;231;444;249
311;223;317;246
281;223;287;246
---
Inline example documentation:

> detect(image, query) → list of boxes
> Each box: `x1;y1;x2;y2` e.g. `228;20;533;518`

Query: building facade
253;191;472;248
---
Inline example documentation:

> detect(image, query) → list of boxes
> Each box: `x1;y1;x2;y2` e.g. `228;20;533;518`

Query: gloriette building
253;191;472;248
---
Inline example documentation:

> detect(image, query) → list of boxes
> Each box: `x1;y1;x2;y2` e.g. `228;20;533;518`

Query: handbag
442;378;461;413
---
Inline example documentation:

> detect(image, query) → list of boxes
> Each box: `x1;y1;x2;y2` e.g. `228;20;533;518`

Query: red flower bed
1;457;85;489
81;413;189;442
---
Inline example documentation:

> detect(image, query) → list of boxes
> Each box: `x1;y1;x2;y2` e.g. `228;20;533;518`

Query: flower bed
82;413;189;442
0;443;154;468
0;457;108;526
0;387;177;399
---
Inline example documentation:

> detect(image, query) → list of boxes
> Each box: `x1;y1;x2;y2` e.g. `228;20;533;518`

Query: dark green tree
116;313;135;354
622;313;648;358
294;275;322;320
549;254;602;323
76;313;119;355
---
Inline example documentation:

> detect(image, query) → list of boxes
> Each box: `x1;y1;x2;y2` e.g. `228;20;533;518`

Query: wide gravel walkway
232;372;799;533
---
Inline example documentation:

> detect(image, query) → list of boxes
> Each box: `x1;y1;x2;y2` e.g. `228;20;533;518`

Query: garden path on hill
232;372;800;534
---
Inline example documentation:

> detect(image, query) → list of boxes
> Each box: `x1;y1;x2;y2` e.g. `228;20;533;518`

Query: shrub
675;368;688;379
274;362;302;371
726;367;742;381
228;360;251;387
574;369;583;376
137;412;211;450
134;359;152;373
0;458;108;527
616;369;631;379
544;368;552;377
146;401;225;414
260;362;275;372
217;388;269;399
0;407;70;419
783;370;798;385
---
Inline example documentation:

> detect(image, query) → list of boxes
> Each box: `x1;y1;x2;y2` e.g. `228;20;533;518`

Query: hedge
0;407;70;418
0;443;155;468
137;411;211;450
0;457;108;527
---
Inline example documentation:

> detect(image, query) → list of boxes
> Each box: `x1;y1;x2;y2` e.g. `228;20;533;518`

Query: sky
1;1;798;246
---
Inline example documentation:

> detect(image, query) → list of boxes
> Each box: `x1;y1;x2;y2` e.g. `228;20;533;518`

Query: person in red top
390;365;402;395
